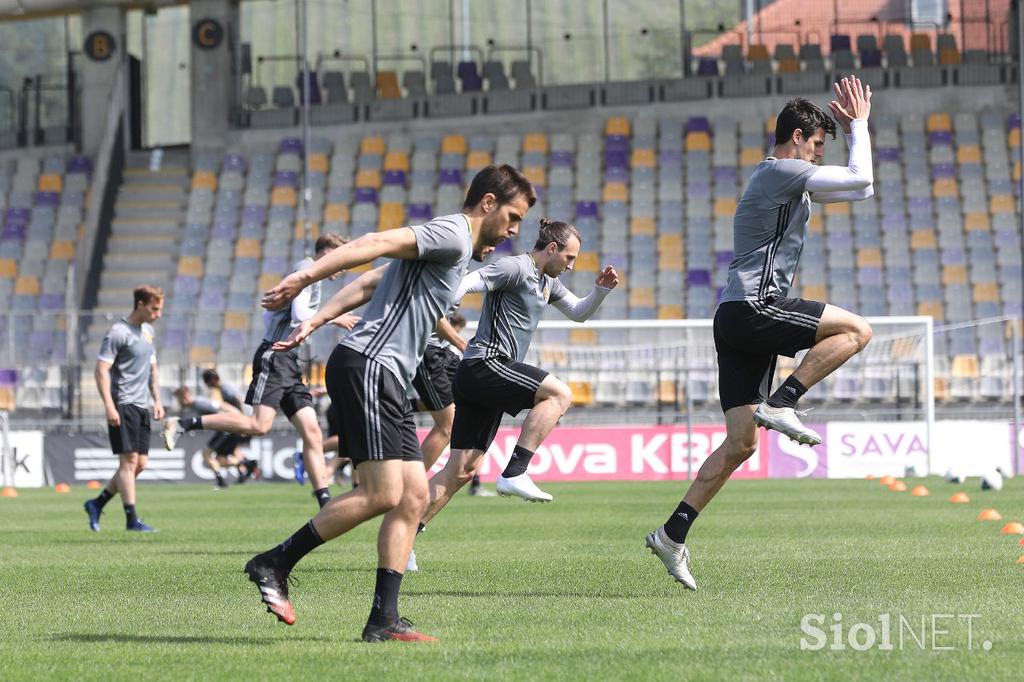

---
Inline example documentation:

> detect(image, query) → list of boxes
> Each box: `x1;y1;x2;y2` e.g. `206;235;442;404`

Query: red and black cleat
244;554;296;625
362;617;438;643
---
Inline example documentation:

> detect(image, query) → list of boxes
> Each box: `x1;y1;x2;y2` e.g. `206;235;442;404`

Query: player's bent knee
853;317;873;351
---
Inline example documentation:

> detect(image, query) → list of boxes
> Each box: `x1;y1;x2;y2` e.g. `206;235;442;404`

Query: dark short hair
449;312;466;331
463;164;537;210
133;284;164;308
315;233;347;253
201;369;219;385
775;97;836;146
533;218;582;251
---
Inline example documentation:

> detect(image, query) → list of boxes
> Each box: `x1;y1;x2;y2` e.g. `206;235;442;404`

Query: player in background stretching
441;312;493;497
83;285;166;533
172;385;258;488
646;77;875;589
248;164;534;642
162;234;351;509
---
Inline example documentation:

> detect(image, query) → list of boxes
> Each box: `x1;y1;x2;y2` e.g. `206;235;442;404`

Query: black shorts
412;346;458;412
325;344;421;465
326;402;341;439
450;356;548;452
108;403;151;455
244;341;314;419
207;431;249;456
714;297;825;412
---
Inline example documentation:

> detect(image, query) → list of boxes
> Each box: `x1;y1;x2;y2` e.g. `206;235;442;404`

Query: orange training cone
1;486;17;498
1019;537;1024;546
978;509;1002;521
87;480;101;490
866;474;876;480
910;485;929;497
950;492;970;503
1001;522;1024;535
889;481;907;492
1017;556;1024;564
54;483;70;493
880;475;895;485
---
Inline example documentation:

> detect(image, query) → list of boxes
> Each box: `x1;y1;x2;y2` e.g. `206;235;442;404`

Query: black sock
313;488;330;509
501;445;535;478
416;522;426;535
766;375;808;409
368;568;403;626
215;471;226;485
469;474;480;491
95;489;113;510
181;416;203;431
273;520;324;571
663;501;699;544
124;504;138;527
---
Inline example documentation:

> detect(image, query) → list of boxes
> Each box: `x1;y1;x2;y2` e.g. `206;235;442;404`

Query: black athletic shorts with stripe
207;431;250;456
450;356;548;452
412;346;459;412
325;344;421;465
244;341;314;419
714;296;825;412
108;403;151;455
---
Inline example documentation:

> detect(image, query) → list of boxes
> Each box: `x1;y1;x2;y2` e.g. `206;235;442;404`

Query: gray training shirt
342;214;473;387
720;158;816;303
97;318;157;409
262;257;321;348
464;253;568;363
426;301;459;351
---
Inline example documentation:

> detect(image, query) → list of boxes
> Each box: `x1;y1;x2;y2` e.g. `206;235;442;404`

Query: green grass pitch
1;477;1022;680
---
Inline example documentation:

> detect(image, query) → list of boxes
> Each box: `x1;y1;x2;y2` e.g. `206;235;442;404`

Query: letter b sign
85;31;117;61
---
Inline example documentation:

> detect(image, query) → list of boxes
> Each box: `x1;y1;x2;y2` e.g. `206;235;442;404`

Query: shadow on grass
47;632;332;645
401;590;639;599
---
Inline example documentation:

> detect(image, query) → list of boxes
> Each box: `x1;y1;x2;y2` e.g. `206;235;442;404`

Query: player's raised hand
262;271;307;310
330;313;361;330
828;76;871;133
272;319;316;352
596;266;620;289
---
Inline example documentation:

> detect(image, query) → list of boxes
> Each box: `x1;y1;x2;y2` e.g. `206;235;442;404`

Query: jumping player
172;385;258;488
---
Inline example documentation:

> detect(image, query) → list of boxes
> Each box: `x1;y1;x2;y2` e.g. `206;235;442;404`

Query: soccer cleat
406;548;419;573
645;526;697;590
127;520;158;533
752;404;821;446
162;417;184;450
496;473;553;502
244;554;296;625
83;499;101;532
293;451;305;485
214;475;228;489
362;617;438;643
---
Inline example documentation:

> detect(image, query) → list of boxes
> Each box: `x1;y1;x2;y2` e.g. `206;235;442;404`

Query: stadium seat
377;203;404;231
360;136;386;156
270;186;297;206
376;71;402;99
605;116;631;137
355;169;382;189
441;134;467;155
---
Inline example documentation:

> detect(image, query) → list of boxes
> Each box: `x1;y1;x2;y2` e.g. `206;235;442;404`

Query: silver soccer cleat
645;526;697;590
752;403;821;446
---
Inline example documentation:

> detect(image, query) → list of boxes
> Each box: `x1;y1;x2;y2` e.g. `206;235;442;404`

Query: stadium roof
0;1;184;21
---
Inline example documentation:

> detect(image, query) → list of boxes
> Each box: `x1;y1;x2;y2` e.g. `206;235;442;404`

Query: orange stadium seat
0;259;17;278
951;354;979;378
224;312;248;330
1015;161;1022;182
49;240;74;260
383;151;410;171
658;252;684;271
973;282;999;302
778;57;800;73
178;257;203;277
926;113;951;132
714;197;737;217
748;44;770;61
605;116;631;136
355;169;381;189
460;292;483;312
629;288;655;308
657;379;678;405
910;33;932;51
685;132;711;152
574;252;599;272
856;248;882;268
569;381;594;406
824;201;850;216
293;220;320;240
603;182;628;202
308;152;329;173
466;150;492;169
523;166;546;187
808;213;823;233
15;276;39;295
932;178;958;198
378;203;405;230
740;148;763;166
323;203;350;223
764;115;776;133
441;134;467;155
658;304;684;319
0;388;16;411
191;170;217;191
235;239;261;259
956;145;981;164
360;135;386;156
376;71;401;99
523;133;549;153
630;216;655;235
271;186;297;206
631;148;656;167
190;347;215;364
917;300;944;321
1009;128;1020;148
941;264;967;285
910;229;937;249
964;212;990;231
569;329;598;344
258;273;282;292
657;234;683;251
37;173;63;192
802;283;827;300
939;48;960;65
990;195;1015;214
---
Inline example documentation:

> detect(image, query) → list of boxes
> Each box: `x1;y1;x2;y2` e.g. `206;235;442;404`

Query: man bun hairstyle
775;97;836;146
315;233;347;253
133;284;164;308
463;164;537;210
201;369;220;385
533;218;582;251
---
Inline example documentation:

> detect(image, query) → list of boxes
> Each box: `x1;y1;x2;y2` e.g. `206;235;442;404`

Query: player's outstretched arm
807;75;873;202
272;265;388;352
551;266;619;322
436;316;467;353
262;228;418;310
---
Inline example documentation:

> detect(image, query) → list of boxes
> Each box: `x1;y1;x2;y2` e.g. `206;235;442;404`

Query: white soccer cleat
645;526;697;590
752;403;821;446
162;417;184;450
496;473;553;502
406;548;419;573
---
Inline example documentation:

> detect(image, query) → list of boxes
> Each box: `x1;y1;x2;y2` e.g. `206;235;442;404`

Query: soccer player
412;311;467;471
419;218;618;528
646;76;875;589
442;312;492;497
246;164;534;642
83;285;166;533
172;385;257;488
162;234;350;509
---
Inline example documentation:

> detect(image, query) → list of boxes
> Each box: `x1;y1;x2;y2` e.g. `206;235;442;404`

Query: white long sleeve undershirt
806;118;874;203
551;285;612;322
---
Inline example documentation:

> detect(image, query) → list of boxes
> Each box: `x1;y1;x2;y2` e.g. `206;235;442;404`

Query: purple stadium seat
995;228;1020;248
575;201;599;219
212;222;237;239
2;224;25;241
457;61;483;92
659;150;682;165
713;166;737;183
29;330;54;348
605;135;630;153
931;163;956;180
765;133;775;148
686;181;710;198
826;232;853;250
979;337;1005;357
5;207;29;223
163;329;188;351
263;255;288;273
35;192;59;207
830;34;852;53
550;151;574;167
1008;113;1021;130
907;196;933;214
494;239;516;255
686;269;711;286
860;49;883;67
273;170;299;187
0;369;17;387
199;291;225;309
604;150;628;169
223;153;247;172
928;130;953;146
715;251;734;268
242;205;266;223
408;203;432;221
354;187;378;204
696;58;719;77
686;116;711;134
38;294;64;311
174;276;200;296
67;156;92;174
438;169;463;186
856;267;884;286
876;147;899;162
888;282;913;303
940;248;966;265
382;170;407;186
279;137;303;155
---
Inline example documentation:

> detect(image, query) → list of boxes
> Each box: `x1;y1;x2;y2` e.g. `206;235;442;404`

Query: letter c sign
192;18;224;50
